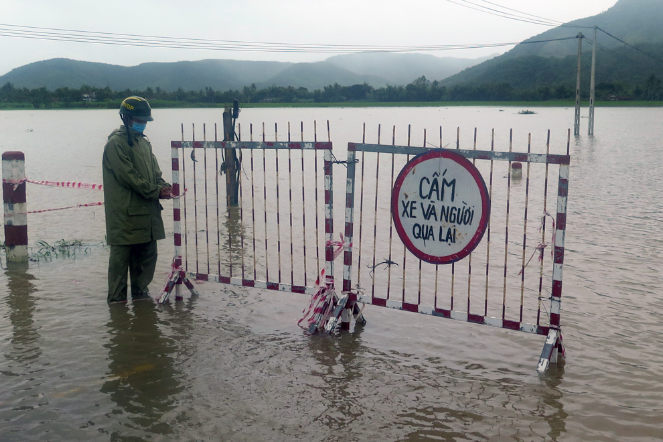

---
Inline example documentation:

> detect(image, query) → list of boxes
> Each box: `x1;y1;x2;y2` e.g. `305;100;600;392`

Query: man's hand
159;186;172;199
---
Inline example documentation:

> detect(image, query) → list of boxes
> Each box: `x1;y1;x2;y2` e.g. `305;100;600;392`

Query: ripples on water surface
1;107;662;441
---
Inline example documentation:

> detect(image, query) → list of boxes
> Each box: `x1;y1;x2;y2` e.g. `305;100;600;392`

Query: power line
597;27;663;65
0;23;578;54
475;0;564;25
445;0;560;27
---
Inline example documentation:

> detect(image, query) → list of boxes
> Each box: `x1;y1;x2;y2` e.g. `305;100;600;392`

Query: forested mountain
325;52;496;85
0;53;489;92
442;0;663;89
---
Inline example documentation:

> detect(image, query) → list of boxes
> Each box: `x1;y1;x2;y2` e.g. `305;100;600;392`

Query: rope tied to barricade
518;210;556;276
324;151;359;171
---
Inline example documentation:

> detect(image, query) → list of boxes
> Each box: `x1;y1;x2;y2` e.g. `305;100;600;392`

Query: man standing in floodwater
102;96;172;303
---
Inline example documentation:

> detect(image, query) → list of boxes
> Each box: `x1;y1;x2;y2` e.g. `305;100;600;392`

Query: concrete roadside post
2;151;28;262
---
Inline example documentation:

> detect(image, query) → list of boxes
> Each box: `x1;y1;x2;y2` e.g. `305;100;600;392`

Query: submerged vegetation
30;239;91;262
1;74;662;109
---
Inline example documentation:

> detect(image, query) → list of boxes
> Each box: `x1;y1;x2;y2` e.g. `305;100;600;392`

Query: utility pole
588;26;597;136
223;100;239;207
574;32;584;136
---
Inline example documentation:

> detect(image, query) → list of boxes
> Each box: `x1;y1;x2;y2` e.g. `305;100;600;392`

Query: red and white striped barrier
2;178;104;190
4;201;104;216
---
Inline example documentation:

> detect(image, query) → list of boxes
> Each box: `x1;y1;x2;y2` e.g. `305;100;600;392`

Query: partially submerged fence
170;122;337;301
343;125;570;373
170;122;571;373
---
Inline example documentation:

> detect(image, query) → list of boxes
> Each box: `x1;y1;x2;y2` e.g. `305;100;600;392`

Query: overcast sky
1;0;618;76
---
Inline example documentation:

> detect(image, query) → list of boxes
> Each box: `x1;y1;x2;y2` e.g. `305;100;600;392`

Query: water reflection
4;262;41;368
542;362;567;441
307;328;365;430
101;302;184;438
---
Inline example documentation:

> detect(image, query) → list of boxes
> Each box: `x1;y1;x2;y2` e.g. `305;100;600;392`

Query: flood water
1;106;662;441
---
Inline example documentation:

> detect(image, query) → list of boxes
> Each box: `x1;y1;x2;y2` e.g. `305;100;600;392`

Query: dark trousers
108;241;158;302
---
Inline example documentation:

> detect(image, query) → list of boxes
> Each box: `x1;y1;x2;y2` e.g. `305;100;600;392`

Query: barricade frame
170;138;336;301
342;129;570;373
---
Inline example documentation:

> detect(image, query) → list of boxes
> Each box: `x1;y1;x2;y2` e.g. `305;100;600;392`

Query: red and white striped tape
2;178;104;190
4;202;104;216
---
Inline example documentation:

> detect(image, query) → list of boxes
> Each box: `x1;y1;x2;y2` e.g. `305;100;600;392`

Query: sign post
391;150;490;264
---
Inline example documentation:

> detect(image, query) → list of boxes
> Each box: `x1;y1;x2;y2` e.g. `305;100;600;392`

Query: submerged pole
2;151;28;262
589;26;597;136
574;32;584;136
223;105;239;206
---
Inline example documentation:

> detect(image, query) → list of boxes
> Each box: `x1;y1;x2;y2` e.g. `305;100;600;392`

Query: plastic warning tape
27;179;103;190
2;178;103;190
4;202;104;216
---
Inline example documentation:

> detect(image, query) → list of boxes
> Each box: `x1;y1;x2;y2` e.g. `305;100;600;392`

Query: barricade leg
537;329;564;373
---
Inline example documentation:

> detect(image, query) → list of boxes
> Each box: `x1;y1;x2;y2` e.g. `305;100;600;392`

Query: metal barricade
341;125;571;373
170;122;335;299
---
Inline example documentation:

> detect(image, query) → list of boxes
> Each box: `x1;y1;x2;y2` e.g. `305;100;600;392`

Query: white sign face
391;150;490;264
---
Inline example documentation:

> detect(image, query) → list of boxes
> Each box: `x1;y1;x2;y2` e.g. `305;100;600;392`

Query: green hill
442;0;663;90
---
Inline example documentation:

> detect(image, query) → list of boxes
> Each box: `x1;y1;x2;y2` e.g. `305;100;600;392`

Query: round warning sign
391;150;490;264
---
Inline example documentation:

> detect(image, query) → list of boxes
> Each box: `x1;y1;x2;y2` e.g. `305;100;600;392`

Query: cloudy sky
1;0;618;76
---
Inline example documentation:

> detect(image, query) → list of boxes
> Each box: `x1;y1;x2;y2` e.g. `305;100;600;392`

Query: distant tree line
2;74;662;109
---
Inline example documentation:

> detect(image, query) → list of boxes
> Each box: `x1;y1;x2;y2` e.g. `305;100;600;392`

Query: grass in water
31;239;91;262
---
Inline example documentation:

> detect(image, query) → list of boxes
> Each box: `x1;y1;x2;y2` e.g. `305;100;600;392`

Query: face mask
131;122;147;133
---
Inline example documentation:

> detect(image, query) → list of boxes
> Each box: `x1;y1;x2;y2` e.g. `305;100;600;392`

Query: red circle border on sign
391;149;490;265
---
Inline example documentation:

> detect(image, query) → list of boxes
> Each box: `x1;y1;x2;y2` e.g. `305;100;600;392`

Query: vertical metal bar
418;130;425;305
251;124;257;281
172;136;182;300
324;148;334;284
203;124;210;275
451;127;461;311
288;123;294;287
502;129;514;321
537;130;551;326
300;122;308;286
314;122;321;275
215;124;221;277
551;165;569;329
356;123;366;289
227;125;233;279
387;125;396;300
192;124;199;275
327;120;331;142
402;125;410;303
371;124;381;298
485;129;495;316
238;125;246;282
263;124;269;282
519;134;532;323
275;123;281;285
343;147;356;293
181;124;189;271
467;127;477;314
548;130;571;330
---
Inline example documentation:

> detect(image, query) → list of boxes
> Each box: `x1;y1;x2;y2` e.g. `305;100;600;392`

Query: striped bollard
2;151;28;262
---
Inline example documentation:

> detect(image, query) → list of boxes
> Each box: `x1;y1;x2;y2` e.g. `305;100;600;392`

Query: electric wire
474;0;564;25
0;23;579;54
598;27;663;65
445;0;560;27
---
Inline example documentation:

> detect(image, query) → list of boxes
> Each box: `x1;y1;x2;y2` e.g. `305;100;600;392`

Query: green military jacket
103;126;170;245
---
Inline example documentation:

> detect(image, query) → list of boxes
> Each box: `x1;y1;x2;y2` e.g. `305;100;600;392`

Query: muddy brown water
1;107;662;441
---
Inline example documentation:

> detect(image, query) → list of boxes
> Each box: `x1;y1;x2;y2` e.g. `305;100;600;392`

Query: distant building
82;93;96;102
